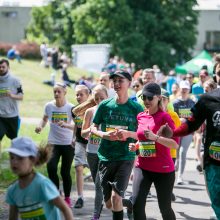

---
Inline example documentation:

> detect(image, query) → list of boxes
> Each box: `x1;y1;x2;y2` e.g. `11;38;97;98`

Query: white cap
179;80;190;89
7;137;38;157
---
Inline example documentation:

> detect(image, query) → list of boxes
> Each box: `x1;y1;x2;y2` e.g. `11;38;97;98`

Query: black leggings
47;144;74;197
132;167;176;220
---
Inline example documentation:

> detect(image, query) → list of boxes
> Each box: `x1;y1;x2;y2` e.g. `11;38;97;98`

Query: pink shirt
135;110;176;173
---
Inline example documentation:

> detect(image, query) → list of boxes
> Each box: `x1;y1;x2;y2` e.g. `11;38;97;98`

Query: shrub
0;42;41;59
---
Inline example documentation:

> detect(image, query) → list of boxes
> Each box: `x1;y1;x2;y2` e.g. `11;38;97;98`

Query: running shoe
64;197;72;208
176;176;184;185
74;197;84;208
171;192;176;201
196;164;203;173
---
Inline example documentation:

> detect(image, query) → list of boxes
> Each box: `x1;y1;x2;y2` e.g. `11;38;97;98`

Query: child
5;136;74;220
72;85;90;208
81;84;108;219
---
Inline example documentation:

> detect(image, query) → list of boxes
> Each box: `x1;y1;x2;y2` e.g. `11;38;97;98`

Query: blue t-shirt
192;83;204;101
6;172;61;220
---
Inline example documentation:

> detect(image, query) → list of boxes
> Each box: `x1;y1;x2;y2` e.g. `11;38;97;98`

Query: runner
123;83;178;220
35;82;75;207
5;136;74;220
81;84;108;220
160;61;220;219
72;85;90;209
0;59;23;156
91;69;143;220
172;80;195;184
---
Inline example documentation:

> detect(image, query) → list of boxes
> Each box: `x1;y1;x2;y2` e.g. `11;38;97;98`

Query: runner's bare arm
35;115;48;133
52;196;74;220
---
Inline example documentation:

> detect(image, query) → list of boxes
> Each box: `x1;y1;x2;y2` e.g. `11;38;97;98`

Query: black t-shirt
72;107;88;145
187;88;220;167
173;98;195;119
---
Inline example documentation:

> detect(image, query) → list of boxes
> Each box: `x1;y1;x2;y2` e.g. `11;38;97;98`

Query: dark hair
0;59;9;67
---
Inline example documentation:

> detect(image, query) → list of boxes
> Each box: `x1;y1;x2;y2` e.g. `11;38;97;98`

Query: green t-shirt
93;98;143;161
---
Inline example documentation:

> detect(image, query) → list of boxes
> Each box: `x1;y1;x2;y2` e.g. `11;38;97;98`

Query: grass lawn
0;58;92;189
7;59;91;118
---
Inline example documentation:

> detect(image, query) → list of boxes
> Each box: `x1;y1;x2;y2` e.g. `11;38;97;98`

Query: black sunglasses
141;95;154;101
133;85;140;88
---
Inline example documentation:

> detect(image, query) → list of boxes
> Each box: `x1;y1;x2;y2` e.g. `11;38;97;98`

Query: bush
0;42;41;59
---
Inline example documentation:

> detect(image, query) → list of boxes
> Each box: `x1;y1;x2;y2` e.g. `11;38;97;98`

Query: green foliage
27;0;198;70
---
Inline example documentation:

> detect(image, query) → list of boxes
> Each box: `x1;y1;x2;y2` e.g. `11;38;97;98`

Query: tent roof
175;50;214;76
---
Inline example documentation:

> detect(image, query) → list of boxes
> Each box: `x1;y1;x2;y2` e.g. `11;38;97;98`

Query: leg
133;167;152;220
204;164;220;219
177;135;193;183
87;153;103;218
74;142;87;208
47;145;61;189
60;145;75;197
154;172;176;220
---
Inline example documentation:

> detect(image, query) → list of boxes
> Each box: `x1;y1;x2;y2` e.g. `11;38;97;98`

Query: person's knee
75;165;83;173
111;191;122;209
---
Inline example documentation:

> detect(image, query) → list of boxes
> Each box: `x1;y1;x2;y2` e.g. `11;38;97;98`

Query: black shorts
99;160;134;202
0;116;19;140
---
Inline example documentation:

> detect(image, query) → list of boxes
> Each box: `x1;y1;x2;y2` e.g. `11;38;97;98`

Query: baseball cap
179;80;190;89
109;69;132;81
161;88;169;98
142;83;161;97
7;137;38;157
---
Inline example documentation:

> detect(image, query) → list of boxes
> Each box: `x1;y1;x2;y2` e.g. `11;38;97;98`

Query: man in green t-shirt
92;69;143;220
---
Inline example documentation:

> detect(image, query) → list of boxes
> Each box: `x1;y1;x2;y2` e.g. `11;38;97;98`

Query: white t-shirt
45;101;74;145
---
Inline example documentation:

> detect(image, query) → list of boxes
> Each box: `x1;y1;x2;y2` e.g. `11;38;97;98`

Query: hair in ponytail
34;143;53;167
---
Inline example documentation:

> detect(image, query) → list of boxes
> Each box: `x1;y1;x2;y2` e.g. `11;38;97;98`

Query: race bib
74;116;83;128
139;141;156;158
19;205;46;220
52;112;68;123
0;87;10;97
90;134;101;145
179;108;191;118
209;141;220;161
106;125;128;132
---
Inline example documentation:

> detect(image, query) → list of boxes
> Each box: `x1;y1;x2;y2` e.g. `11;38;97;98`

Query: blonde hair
72;84;108;117
75;85;90;95
92;84;108;97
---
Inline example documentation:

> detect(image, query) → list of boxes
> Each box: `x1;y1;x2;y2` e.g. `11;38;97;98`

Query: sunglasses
133;85;140;88
141;95;154;101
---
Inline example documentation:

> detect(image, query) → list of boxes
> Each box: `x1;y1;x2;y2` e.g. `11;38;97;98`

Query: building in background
194;0;220;53
0;0;47;43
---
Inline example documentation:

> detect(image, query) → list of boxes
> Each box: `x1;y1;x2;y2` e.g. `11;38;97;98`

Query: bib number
139;141;156;158
106;125;128;132
209;142;220;161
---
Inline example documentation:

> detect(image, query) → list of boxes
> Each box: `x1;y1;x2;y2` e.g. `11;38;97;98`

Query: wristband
155;135;160;142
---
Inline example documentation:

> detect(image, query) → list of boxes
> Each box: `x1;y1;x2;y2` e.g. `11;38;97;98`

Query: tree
72;0;198;70
27;0;198;70
27;0;75;54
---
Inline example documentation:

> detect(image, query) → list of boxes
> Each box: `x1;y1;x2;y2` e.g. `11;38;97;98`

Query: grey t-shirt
0;72;23;118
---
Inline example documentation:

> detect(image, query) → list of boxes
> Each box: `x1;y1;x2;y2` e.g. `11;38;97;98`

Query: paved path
0;118;214;219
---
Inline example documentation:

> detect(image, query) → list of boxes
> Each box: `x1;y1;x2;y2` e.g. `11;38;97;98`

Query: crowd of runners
0;53;220;220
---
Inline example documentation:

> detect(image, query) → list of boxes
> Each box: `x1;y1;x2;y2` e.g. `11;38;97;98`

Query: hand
129;143;137;152
157;123;173;138
144;128;157;141
57;121;66;128
35;126;42;134
116;129;128;141
103;130;120;141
